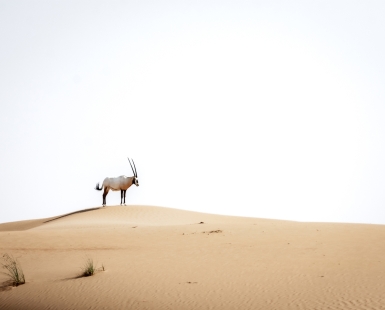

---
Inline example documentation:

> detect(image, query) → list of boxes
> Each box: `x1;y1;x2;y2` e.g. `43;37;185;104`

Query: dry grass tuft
1;253;25;286
80;258;105;277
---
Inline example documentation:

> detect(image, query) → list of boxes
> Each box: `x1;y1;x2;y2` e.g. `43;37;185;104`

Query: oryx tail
95;183;103;191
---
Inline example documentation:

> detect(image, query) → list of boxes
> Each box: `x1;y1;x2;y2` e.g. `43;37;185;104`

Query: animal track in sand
202;230;222;234
182;229;223;235
182;232;198;235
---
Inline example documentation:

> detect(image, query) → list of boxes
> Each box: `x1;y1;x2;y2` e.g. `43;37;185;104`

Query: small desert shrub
1;253;25;286
80;258;104;277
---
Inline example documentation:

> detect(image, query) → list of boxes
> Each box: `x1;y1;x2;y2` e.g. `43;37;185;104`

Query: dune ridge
1;205;385;309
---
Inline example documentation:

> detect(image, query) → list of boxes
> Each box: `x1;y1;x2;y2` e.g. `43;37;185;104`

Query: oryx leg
123;190;127;205
120;190;124;205
103;187;109;206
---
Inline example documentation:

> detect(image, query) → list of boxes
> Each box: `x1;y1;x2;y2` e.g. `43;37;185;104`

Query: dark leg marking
103;188;109;206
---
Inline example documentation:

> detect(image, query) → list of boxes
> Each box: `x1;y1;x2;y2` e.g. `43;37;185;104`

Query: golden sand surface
1;205;385;309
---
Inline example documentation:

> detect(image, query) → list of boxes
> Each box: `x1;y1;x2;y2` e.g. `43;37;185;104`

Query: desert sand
1;205;385;309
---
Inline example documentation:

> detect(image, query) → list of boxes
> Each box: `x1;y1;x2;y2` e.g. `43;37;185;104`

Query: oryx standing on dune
95;158;139;206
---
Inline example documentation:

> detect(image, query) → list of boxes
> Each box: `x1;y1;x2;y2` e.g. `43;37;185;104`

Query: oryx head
128;158;139;186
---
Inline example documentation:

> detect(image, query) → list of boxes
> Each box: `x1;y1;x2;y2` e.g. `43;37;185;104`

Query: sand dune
1;205;385;309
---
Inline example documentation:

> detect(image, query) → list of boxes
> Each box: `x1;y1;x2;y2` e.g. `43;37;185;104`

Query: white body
102;175;135;191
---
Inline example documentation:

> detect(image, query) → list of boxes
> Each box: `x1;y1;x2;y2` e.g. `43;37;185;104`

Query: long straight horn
132;159;138;177
128;158;136;177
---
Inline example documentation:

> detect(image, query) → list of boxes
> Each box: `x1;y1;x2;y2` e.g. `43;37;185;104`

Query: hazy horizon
1;1;385;224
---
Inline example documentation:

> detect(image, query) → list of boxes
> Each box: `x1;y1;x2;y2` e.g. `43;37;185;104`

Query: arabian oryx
95;158;139;206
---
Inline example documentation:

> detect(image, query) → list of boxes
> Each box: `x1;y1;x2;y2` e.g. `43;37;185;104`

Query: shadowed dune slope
28;205;264;230
0;217;55;232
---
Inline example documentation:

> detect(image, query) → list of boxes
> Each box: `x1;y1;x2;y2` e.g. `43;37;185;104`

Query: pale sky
1;1;385;224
